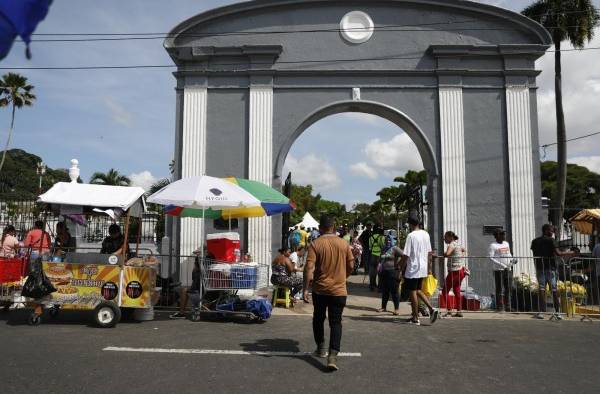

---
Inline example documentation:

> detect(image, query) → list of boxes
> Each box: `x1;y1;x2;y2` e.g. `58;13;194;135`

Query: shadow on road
239;338;329;372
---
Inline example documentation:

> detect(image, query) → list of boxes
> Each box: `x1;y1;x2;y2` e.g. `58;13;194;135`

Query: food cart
23;182;156;327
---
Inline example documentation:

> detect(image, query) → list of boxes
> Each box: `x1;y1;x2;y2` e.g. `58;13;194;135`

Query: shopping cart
189;257;269;322
0;256;29;312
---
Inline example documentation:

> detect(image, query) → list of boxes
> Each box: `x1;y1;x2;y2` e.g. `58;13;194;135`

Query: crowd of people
0;220;128;260
274;214;600;370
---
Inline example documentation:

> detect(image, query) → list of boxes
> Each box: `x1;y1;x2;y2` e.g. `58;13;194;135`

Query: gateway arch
165;0;551;269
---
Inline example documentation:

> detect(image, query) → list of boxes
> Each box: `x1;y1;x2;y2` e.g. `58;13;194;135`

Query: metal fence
0;200;161;244
431;256;600;319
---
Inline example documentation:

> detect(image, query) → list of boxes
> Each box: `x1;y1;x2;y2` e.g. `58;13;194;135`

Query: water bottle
234;249;241;263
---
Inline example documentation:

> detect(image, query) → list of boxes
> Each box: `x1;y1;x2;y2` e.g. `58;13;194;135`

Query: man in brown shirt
303;214;354;371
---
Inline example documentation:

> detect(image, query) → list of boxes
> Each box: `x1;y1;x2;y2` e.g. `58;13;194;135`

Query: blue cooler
230;263;258;289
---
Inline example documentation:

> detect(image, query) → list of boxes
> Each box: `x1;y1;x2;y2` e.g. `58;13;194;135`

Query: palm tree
522;1;599;235
89;169;131;186
0;73;36;172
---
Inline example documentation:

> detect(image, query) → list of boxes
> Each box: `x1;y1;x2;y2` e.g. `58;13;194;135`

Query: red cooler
206;232;241;262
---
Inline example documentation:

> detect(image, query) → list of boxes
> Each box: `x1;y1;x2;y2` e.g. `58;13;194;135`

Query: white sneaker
406;318;421;326
533;313;544;320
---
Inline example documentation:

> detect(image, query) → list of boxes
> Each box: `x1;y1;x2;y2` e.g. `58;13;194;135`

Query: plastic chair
271;286;291;308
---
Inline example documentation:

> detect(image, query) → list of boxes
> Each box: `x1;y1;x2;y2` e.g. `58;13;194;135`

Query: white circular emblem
108;255;119;265
340;11;374;44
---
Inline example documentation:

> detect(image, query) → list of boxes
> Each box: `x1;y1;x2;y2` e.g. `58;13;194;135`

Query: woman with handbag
377;245;404;315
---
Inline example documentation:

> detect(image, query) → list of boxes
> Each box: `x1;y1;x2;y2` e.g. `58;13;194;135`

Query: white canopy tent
38;182;146;216
294;212;319;229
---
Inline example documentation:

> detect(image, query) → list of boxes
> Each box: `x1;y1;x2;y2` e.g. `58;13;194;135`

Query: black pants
312;293;346;352
369;255;380;290
494;270;512;311
381;270;400;310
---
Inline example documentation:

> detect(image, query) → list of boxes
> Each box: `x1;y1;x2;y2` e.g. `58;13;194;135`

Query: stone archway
165;0;551;273
272;99;440;243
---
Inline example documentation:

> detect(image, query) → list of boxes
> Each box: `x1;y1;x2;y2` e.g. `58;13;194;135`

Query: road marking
103;346;361;357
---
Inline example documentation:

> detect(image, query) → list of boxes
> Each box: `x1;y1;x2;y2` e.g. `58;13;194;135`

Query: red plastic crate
0;257;27;283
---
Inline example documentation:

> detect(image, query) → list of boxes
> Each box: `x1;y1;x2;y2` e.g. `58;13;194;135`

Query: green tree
90;169;131;186
0;73;36;173
540;161;600;220
523;0;599;234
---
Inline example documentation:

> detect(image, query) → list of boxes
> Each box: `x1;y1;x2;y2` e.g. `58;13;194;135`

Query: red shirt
24;229;51;252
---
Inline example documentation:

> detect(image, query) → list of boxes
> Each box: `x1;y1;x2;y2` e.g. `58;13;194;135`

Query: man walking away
400;216;439;326
488;229;514;312
531;224;578;320
359;223;373;275
303;215;354;371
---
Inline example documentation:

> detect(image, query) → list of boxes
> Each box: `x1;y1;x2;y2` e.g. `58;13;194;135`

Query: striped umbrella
164;177;294;219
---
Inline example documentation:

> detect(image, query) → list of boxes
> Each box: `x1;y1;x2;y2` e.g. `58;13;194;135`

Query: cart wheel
93;302;121;328
27;313;41;326
49;306;60;318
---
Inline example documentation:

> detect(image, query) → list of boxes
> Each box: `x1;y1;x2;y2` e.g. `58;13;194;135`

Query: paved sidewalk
273;273;586;321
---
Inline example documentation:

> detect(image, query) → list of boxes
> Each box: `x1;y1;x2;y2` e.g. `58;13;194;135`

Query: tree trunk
554;40;567;240
0;103;16;173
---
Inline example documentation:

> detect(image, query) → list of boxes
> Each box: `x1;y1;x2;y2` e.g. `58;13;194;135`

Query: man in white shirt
399;216;439;326
488;229;514;312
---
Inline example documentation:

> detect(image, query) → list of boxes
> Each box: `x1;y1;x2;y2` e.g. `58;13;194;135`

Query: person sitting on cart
100;224;128;255
170;249;215;319
24;220;51;258
271;247;303;305
0;225;20;258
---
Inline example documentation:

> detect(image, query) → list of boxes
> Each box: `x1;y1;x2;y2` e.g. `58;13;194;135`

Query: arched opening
274;100;440;247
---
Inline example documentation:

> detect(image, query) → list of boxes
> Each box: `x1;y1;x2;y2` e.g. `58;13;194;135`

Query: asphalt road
1;309;599;394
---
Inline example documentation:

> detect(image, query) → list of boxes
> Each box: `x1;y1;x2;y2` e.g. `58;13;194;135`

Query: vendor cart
188;257;269;322
18;182;156;327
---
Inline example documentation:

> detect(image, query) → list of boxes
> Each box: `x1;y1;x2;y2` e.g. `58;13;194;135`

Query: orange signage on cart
41;262;155;310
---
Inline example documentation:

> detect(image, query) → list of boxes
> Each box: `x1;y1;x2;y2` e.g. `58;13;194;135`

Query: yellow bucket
560;295;576;317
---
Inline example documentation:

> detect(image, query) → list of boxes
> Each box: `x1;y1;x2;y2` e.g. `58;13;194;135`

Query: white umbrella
146;175;260;209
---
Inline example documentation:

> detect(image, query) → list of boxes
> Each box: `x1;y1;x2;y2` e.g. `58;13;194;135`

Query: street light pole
36;161;46;193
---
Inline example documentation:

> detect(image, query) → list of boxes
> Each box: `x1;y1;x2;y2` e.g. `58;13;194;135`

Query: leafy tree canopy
540;160;600;219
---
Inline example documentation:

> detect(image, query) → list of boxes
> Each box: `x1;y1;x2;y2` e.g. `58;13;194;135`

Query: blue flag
0;0;52;60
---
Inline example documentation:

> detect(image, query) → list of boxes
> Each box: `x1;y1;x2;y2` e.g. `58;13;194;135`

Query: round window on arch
340;11;374;44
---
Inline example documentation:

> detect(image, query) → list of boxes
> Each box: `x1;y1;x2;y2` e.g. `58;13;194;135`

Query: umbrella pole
229;217;231;232
201;208;205;259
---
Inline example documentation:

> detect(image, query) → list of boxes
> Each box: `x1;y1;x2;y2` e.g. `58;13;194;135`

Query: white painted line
103;346;361;357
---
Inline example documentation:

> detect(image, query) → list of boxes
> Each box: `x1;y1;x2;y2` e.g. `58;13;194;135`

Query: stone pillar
248;84;273;283
506;85;536;273
439;87;469;249
180;86;208;257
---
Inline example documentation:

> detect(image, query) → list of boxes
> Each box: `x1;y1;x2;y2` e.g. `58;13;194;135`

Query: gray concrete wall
463;89;507;257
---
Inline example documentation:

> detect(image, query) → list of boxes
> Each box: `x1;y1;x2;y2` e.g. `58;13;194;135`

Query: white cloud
283;154;341;191
129;171;158;191
104;97;134;128
350;162;379;180
364;133;424;172
342;112;391;127
570;156;600;174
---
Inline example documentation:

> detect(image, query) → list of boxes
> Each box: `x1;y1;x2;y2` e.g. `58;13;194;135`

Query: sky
1;0;599;206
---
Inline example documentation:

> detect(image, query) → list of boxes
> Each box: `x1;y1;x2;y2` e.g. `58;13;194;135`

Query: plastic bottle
234;249;241;262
